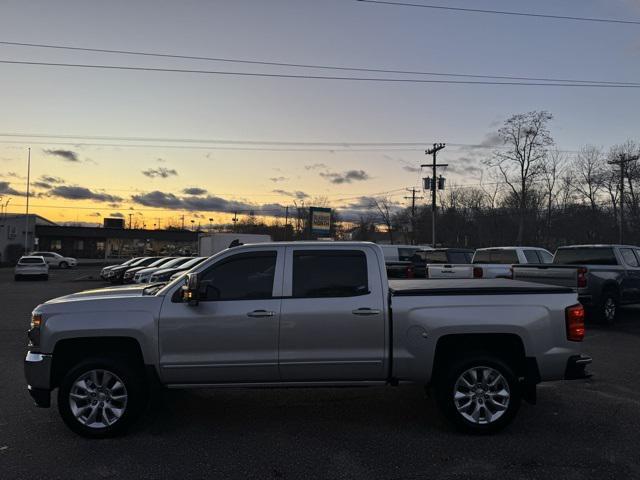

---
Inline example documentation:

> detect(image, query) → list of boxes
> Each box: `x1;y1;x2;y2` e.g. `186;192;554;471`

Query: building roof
35;225;198;242
2;213;57;226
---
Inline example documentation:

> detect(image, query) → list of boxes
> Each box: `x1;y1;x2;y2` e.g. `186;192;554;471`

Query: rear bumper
564;354;592;380
24;352;52;407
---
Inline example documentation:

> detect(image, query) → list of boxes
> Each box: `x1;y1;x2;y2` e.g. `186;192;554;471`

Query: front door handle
247;310;275;318
352;308;381;316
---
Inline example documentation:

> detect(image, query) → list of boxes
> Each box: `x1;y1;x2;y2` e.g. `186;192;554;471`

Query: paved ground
1;267;639;479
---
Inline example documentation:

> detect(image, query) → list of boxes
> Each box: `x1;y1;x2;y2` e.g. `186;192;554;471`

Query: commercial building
0;213;198;264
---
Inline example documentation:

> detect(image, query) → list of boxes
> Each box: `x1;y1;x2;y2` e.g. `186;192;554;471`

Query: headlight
31;314;43;329
28;314;43;347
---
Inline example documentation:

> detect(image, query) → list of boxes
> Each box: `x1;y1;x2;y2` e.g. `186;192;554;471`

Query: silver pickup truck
25;242;591;437
513;244;640;324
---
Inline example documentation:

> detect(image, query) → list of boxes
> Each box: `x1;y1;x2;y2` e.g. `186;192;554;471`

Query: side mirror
182;273;200;306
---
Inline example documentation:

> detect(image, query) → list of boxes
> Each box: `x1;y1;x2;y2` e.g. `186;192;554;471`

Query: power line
355;0;640;26
1;59;639;88
1;40;638;86
0;133;585;153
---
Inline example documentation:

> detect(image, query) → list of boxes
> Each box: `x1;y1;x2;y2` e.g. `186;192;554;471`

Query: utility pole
404;187;423;245
608;152;640;244
422;143;447;248
180;215;185;230
24;148;31;253
232;212;238;232
129;213;133;229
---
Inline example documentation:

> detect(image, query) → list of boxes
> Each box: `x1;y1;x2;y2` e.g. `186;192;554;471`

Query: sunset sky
1;0;640;227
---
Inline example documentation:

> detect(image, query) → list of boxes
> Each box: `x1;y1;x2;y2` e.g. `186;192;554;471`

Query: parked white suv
31;251;77;269
472;246;553;279
15;256;49;280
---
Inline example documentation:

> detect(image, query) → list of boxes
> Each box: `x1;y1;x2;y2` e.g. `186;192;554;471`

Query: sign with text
310;207;331;235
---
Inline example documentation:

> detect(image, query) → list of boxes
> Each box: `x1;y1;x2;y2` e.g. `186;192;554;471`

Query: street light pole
24;148;31;253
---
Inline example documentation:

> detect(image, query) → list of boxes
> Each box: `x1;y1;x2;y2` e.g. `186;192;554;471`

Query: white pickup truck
411;246;554;279
25;242;590;437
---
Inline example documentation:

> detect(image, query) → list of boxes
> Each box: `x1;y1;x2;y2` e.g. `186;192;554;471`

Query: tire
434;353;521;434
59;261;69;269
57;356;148;438
596;290;618;325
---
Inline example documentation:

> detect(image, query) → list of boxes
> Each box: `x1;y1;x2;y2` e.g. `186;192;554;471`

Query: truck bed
389;278;573;296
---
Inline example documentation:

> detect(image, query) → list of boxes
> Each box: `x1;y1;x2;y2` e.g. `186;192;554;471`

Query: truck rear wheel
595;291;618;325
435;354;521;434
57;356;147;438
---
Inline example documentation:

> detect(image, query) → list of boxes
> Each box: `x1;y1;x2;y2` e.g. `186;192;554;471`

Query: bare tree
370;197;396;244
573;145;603;212
485;110;554;244
540;149;566;245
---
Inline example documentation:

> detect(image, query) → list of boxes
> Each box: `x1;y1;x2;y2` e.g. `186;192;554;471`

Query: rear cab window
397;248;419;261
553;247;618;265
473;249;519;264
523;250;541;263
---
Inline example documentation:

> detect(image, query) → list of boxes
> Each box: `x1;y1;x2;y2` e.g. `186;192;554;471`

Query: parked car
149;256;207;283
380;244;432;262
15;256;49;280
100;258;142;280
472;246;554;279
410;248;476;278
25;242;590;437
383;244;434;278
512;244;640;323
122;257;176;284
108;257;159;284
133;257;193;283
30;251;77;269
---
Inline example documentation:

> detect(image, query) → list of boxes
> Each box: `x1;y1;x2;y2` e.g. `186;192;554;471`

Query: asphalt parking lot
1;267;639;479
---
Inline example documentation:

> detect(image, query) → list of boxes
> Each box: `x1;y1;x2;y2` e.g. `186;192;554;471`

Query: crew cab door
158;248;284;384
278;246;387;381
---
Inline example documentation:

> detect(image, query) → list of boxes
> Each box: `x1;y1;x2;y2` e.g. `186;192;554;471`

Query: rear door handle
352;308;381;316
247;310;275;318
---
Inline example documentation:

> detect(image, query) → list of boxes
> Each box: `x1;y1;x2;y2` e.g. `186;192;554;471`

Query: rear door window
554;248;618;265
474;249;519;264
523;250;540;263
620;248;639;267
293;250;368;298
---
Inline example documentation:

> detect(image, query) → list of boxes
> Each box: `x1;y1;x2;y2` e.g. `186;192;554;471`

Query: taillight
473;267;483;278
566;304;585;341
406;266;414;279
577;267;588;289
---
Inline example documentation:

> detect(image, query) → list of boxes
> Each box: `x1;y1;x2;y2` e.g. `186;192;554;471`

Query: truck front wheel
57;357;147;438
435;354;521;434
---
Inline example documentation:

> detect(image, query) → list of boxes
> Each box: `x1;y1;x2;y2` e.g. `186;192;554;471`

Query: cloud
49;186;123;203
272;189;309;200
337;196;402;222
0;181;25;196
33;181;53;190
109;212;125;218
156;158;166;163
269;176;288;183
131;190;287;216
88;212;102;217
320;169;370;184
182;187;207;196
305;163;328;170
43;149;80;162
40;175;65;184
0;171;24;180
402;165;421;173
141;167;178;178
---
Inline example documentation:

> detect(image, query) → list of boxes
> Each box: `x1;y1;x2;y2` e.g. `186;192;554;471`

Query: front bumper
564;354;593;380
24;352;52;407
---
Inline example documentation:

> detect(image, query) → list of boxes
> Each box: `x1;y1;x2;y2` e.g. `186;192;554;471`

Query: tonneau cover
389;278;573;296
